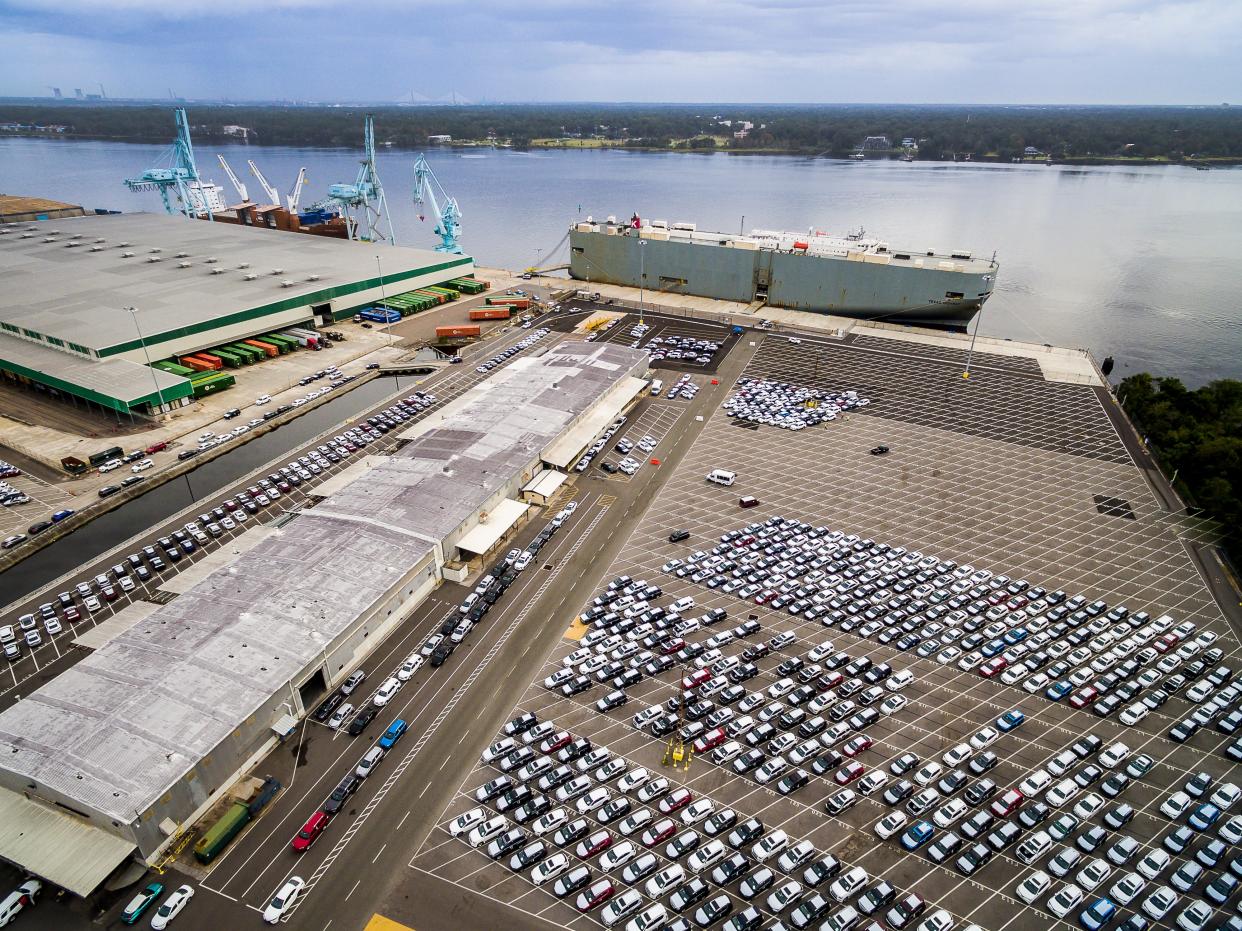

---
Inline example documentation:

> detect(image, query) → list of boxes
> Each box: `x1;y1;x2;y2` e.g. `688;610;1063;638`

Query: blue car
1045;682;1072;702
997;709;1026;732
981;639;1006;658
900;820;935;851
378;718;408;750
1188;802;1221;831
50;508;75;522
1004;627;1028;645
1079;896;1116;930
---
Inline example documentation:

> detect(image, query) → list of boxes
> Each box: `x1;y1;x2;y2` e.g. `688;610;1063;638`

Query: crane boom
412;154;462;253
247;159;280;206
216;154;249;202
286;167;308;212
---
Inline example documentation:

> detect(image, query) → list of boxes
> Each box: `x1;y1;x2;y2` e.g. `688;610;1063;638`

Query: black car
322;775;362;815
314;693;344;722
28;520;53;535
669;530;691;543
347;705;380;736
870;445;890;456
430;642;455;667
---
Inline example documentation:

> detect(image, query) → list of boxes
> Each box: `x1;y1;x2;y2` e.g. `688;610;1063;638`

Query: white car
326;703;354;730
372;677;401;706
874;811;908;839
1016;870;1051;905
396;654;424;681
131;458;154;473
1160;791;1192;820
151;884;194;929
531;852;570;886
263;876;304;924
255;395;272;405
1047;882;1084;919
449;807;488;837
513;551;534;571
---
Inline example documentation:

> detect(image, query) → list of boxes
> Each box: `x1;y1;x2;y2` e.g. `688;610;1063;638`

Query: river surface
2;137;1241;384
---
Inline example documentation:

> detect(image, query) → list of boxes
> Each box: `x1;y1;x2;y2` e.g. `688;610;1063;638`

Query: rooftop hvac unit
178;261;192;268
175;251;189;258
69;233;82;239
281;279;295;288
20;233;34;238
211;267;225;275
89;244;105;251
94;238;106;243
306;274;320;281
244;273;258;280
118;241;130;247
121;251;135;258
238;262;250;269
65;241;81;247
147;256;162;263
49;229;61;235
270;268;284;275
43;237;57;242
205;256;218;263
149;247;161;253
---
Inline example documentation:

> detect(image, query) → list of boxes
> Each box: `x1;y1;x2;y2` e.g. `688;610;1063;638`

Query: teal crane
314;115;394;244
123;108;217;219
412;154;462;253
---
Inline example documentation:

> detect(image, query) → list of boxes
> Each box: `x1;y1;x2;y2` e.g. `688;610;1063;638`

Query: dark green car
121;882;164;925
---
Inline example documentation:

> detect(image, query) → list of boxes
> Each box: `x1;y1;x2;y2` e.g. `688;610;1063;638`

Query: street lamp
638;239;646;325
961;299;987;380
127;306;167;417
375;255;394;348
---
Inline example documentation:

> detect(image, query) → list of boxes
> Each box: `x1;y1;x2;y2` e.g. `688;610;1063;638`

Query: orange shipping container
435;325;481;339
469;307;512;321
244;339;279;358
182;356;216;372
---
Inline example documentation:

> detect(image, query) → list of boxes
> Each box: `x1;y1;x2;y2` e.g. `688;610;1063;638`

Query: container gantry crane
312;115;394;244
412;153;462;253
123;108;219;219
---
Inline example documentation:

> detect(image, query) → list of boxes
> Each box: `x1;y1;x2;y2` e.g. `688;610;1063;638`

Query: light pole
961;299;986;380
127;306;167;418
375;255;394;348
638;239;646;325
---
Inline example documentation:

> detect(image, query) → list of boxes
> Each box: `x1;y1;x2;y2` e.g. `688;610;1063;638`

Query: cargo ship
568;215;999;327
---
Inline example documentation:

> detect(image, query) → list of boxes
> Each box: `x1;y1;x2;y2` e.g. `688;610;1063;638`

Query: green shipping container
154;361;195;378
191;373;236;397
193;801;251;864
227;343;263;363
265;334;296;352
211;348;243;368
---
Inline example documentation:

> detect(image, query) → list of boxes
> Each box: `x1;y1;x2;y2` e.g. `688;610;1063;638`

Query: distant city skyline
1;0;1238;105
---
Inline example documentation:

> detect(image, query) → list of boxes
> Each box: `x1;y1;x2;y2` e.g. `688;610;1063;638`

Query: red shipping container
435;325;481;339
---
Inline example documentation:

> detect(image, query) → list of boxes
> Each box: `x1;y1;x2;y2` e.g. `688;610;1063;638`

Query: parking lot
409;331;1239;931
0;460;76;541
587;310;740;376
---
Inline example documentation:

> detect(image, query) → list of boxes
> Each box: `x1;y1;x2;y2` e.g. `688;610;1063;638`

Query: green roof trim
98;257;472;357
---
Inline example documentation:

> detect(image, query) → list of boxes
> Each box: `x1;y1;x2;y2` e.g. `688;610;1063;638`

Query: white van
706;469;736;486
650;379;664;396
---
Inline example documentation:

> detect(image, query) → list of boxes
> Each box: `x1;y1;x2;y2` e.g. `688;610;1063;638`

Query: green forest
1119;374;1241;563
3;102;1241;161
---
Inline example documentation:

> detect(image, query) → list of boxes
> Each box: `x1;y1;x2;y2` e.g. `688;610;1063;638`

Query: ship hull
569;229;996;328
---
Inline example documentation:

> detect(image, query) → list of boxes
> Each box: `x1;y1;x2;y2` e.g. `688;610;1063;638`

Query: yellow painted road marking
564;617;589;641
364;916;416;931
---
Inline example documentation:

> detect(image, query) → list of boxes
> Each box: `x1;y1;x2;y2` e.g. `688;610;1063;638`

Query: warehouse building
0;211;473;416
0;340;647;896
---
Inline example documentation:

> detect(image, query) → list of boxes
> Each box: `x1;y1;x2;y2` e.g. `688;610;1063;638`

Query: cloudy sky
1;0;1238;104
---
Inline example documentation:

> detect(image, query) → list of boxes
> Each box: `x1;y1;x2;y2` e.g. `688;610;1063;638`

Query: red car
693;728;728;754
575;830;614;859
658;788;694;814
539;730;573;754
989;788;1024;818
754;590;777;605
818;671;845;691
979;657;1008;679
842;735;873;758
576;878;616;912
640;818;677;847
661;638;686;656
291;810;331;852
1069;687;1099;710
835;761;866;785
987;591;1009;606
1154;633;1180;653
63;605;81;622
681;669;711;691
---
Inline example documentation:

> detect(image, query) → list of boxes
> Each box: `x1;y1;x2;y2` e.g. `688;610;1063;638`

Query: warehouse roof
0;212;471;355
0;330;190;408
0;341;647;827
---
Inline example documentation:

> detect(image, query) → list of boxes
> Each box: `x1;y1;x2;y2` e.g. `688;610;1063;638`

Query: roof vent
178;261;192;268
149;248;161;254
238;262;250;269
271;268;285;275
42;237;58;243
90;245;105;252
147;255;162;263
49;229;61;235
65;241;81;248
69;233;83;239
244;272;258;281
118;241;130;247
281;279;295;288
94;238;106;243
175;251;189;258
211;267;226;275
121;251;135;258
306;274;320;281
205;256;218;264
20;233;34;238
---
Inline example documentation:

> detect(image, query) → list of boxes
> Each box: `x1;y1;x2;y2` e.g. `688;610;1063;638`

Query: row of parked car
452;710;959;931
475;327;551;373
574;415;633;473
664;515;1242;759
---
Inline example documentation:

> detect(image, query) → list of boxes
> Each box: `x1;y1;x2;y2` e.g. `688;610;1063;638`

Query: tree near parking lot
1119;374;1241;562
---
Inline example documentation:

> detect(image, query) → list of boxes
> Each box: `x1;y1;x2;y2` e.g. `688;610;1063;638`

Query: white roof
523;469;567;498
542;375;647;468
456;498;530;555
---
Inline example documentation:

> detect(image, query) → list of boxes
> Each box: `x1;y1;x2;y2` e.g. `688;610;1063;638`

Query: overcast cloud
0;0;1237;103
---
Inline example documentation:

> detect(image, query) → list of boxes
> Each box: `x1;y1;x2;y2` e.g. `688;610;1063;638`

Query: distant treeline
1119;374;1241;564
3;103;1242;160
